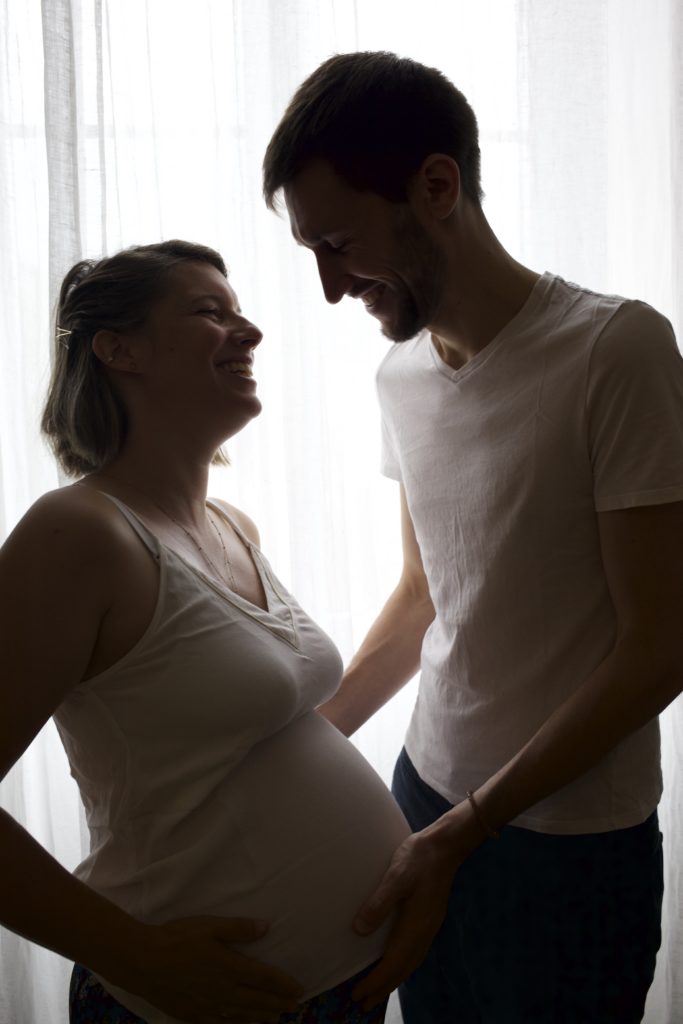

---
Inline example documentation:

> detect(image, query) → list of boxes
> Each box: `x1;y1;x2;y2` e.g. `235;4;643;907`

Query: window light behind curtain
0;1;681;1022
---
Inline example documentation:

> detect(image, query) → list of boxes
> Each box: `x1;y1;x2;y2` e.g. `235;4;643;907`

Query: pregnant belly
97;713;411;1020
222;712;411;996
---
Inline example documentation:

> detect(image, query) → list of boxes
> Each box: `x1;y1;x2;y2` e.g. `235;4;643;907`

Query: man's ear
410;154;461;221
92;329;142;373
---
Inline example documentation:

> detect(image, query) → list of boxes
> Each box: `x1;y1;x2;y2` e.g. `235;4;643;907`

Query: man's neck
428;208;541;370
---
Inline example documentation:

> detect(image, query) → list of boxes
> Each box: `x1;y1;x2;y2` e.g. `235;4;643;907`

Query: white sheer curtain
0;1;680;1021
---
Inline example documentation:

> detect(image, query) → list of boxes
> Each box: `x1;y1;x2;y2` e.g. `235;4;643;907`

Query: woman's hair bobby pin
56;326;72;349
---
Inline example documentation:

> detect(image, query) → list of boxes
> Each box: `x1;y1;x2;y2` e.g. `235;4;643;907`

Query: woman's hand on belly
119;916;304;1023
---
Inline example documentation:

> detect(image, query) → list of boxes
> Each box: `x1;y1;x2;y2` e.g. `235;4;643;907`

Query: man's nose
315;251;349;305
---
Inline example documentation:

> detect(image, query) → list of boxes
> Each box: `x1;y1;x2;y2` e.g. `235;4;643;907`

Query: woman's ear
92;329;141;373
410;153;461;221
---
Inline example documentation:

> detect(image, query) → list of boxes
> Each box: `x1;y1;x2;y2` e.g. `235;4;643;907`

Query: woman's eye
198;307;221;317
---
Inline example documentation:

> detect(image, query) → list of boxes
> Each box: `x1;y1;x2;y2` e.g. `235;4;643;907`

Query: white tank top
53;495;410;1020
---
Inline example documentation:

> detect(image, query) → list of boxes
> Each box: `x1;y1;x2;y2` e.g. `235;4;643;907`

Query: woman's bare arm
0;491;147;973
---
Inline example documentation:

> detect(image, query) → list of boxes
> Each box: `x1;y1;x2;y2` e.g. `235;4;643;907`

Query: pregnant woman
0;240;411;1024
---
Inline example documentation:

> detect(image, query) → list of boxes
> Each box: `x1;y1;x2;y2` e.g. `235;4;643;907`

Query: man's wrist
420;798;491;868
465;789;500;840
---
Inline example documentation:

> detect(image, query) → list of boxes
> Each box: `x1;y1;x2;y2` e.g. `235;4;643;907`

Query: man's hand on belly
352;802;485;1011
349;810;479;1010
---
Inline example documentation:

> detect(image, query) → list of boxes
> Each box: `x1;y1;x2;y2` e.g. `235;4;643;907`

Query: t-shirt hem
506;797;662;835
405;744;662;836
595;484;683;512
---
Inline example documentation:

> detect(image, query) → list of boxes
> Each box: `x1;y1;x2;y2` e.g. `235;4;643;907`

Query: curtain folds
0;2;681;1021
41;0;82;310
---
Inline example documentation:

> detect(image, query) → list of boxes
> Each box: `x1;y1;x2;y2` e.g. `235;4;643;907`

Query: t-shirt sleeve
376;357;402;481
379;409;401;480
586;300;683;511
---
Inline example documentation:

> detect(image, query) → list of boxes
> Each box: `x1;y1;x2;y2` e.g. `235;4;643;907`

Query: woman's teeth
221;362;253;377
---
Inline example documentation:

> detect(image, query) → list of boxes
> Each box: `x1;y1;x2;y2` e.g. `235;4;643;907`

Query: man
263;51;683;1023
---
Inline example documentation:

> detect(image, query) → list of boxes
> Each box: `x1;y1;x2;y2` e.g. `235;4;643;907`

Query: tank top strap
206;498;253;547
96;492;161;559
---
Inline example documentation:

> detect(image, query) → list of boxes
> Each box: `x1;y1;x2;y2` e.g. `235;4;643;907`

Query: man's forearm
318;580;435;736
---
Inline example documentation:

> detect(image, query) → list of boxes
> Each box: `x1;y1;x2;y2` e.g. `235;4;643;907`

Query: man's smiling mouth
361;284;386;308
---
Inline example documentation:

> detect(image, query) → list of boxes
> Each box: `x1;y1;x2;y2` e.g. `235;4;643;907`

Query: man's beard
381;208;448;343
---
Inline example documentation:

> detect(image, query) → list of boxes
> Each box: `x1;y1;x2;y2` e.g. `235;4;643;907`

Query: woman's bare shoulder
2;484;135;572
0;485;137;778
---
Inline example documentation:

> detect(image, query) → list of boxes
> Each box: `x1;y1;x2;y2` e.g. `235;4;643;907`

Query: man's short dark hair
263;50;483;209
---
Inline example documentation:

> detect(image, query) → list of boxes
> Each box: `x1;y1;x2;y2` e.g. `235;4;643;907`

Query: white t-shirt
53;496;410;1021
378;273;683;834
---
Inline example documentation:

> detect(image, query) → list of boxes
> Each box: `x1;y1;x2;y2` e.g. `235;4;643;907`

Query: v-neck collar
175;547;301;651
165;500;300;651
428;271;552;385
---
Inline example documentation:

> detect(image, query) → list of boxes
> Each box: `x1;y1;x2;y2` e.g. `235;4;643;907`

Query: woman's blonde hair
42;239;230;476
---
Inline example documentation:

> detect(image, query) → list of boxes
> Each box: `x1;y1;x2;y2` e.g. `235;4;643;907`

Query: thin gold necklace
91;476;237;591
207;510;238;590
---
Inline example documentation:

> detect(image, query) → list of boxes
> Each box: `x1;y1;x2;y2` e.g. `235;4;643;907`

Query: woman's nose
236;320;263;348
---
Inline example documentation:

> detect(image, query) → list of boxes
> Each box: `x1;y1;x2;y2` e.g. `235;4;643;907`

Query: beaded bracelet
466;790;500;840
